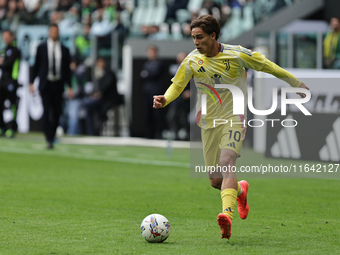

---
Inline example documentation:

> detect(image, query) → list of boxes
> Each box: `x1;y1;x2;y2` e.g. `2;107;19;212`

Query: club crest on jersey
223;60;230;71
211;74;222;84
198;59;203;65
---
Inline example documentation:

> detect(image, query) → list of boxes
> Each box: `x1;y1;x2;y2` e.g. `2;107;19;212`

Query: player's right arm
153;95;166;108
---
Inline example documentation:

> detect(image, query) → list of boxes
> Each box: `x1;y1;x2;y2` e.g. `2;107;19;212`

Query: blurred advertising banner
265;112;340;162
255;70;340;162
17;25;49;65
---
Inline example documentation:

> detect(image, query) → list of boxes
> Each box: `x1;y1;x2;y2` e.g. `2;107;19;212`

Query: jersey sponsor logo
198;59;203;65
227;142;236;149
211;74;222;84
198;66;206;73
223;60;230;71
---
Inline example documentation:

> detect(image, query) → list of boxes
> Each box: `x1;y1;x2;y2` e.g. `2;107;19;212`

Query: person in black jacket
140;45;165;139
0;30;20;138
29;24;73;149
83;57;120;135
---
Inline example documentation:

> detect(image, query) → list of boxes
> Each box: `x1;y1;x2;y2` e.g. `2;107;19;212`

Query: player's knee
210;178;222;190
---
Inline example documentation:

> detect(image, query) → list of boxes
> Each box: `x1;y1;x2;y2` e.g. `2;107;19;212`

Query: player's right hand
153;95;166;109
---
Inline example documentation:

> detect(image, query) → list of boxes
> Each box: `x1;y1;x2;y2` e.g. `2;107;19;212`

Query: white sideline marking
60;136;190;148
0;146;190;168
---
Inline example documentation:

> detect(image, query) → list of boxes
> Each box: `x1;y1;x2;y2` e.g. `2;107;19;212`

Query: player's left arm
238;48;310;98
260;58;310;98
296;82;309;98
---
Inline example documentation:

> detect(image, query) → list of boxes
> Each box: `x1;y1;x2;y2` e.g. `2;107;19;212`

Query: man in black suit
29;24;73;149
83;57;121;135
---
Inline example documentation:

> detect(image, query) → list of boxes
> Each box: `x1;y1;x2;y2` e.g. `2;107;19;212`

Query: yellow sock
221;189;238;221
237;182;242;196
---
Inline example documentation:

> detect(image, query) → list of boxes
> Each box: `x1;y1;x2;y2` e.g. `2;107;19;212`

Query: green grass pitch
0;134;339;254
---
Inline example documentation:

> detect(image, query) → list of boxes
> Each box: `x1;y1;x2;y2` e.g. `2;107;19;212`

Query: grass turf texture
0;134;339;254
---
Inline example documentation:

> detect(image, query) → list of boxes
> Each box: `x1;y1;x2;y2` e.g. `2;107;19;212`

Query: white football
140;214;171;243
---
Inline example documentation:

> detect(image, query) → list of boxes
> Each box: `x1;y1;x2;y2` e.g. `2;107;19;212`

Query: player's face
191;27;216;57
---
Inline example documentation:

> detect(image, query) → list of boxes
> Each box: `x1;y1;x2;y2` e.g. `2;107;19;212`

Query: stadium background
0;1;340;254
0;0;339;161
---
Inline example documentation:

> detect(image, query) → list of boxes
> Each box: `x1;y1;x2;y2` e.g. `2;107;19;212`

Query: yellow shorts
201;119;246;168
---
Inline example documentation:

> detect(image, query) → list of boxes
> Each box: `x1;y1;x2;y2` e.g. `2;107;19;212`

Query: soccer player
153;15;309;239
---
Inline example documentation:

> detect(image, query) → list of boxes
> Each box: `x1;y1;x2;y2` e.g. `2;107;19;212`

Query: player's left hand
297;82;309;98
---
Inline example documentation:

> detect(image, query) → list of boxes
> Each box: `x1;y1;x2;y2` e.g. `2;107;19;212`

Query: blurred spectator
167;51;190;140
323;17;340;69
92;0;118;24
182;12;198;38
62;60;85;135
0;0;8;29
22;0;40;14
74;23;92;65
58;4;81;34
83;57;120;135
268;0;287;14
35;0;56;24
220;0;243;24
2;0;21;32
166;0;189;23
201;0;221;16
101;0;117;23
49;10;62;24
140;45;165;139
0;30;21;138
223;0;242;9
91;2;125;49
141;25;160;39
90;8;114;37
80;0;96;24
56;0;73;12
62;23;92;135
73;23;92;98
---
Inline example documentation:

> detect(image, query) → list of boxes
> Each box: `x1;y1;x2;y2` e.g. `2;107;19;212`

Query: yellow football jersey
164;43;301;129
